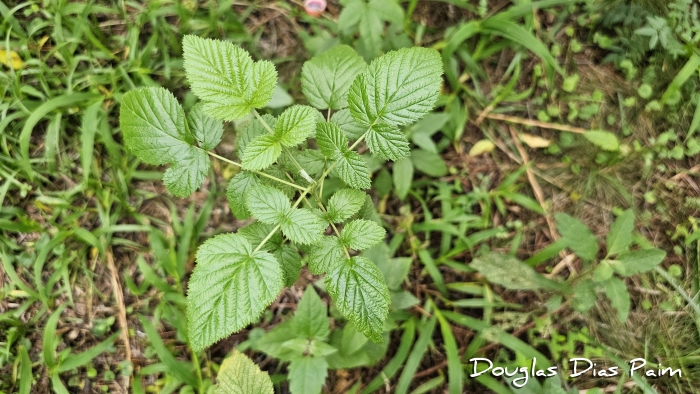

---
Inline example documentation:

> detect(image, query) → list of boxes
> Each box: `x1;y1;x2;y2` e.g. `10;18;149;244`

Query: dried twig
105;248;131;393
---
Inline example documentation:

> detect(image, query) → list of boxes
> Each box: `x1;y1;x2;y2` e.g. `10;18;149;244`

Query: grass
2;0;700;393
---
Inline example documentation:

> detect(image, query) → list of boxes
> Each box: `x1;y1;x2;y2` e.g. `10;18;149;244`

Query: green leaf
326;256;390;343
331;109;366;140
237;115;277;159
188;233;283;351
336;150;372;189
239;222;282;250
292;286;330;340
188;103;224;150
368;0;403;25
291;149;327;179
120;87;191;165
288;356;328;394
281;208;326;245
246;185;290;225
410;149;447;177
555;213;598;261
316;121;348;158
215;350;274;394
618;248;666;275
255;320;298;362
341;219;385;250
274;105;317;147
603;277;630;323
606;209;634;257
583;130;620;151
392;157;413;200
301;45;367;110
593;261;613;282
162;148;210;197
470;252;563;291
327;189;366;223
183;35;277;120
241;134;282;171
307;236;344;274
274;244;302;287
365;123;410;161
571;279;597;313
120;87;210;197
348;47;443;127
227;171;262;219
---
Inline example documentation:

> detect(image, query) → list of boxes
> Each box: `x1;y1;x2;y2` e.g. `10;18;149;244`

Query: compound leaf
246;185;290;225
242;134;282;171
183;35;276;120
188;234;283;351
327;188;366;223
301;45;367;110
239;222;283;251
288;356;328;394
336;150;371;190
331;109;366;140
274;105;317;147
341;219;385;250
316;122;348;158
326;256;390;343
188;103;224;150
227;171;262;219
237;115;277;159
308;236;344;274
215;350;273;394
281;208;326;245
348;47;442;127
292;286;330;341
365;123;410;161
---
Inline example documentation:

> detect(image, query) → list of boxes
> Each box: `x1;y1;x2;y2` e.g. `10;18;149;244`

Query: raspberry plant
119;35;443;352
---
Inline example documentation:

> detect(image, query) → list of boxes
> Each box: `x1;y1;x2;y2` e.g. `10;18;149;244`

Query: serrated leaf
327;189;366;223
348;47;443;127
288;356;328;394
246;185;290;224
162;148;210;197
215;350;274;394
241;134;282;171
281;208;326;245
603;277;630;322
308;236;344;274
341;219;385;250
236;115;277;159
188;103;224;150
555;213;598;261
239;222;282;250
227;171;262;219
470;252;563;291
584;130;620;151
292;149;326;178
326;256;390;343
274;105;317;147
301;45;367;110
365;123;410;161
292;287;330;340
188;234;283;351
336;150;371;189
618;248;666;275
274;244;302;287
606;209;634;257
316;122;348;158
331;109;366;140
120;87;191;165
183;35;277;120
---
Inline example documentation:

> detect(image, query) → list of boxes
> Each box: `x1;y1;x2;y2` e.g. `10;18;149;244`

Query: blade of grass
56;331;119;373
395;316;437;394
660;53;700;106
138;315;199;388
18;345;32;394
43;304;68;370
361;318;417;394
409;376;444;394
434;308;463;394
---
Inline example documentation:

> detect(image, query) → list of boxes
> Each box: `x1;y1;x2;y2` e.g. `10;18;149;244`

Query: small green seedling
119;36;443;352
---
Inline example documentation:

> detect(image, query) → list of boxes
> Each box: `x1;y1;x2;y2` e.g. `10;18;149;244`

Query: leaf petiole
205;151;306;191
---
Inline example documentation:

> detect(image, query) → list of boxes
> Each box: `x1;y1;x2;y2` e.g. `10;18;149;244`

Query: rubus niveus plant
119;35;443;351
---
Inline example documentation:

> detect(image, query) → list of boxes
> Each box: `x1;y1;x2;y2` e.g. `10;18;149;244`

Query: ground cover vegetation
1;0;700;393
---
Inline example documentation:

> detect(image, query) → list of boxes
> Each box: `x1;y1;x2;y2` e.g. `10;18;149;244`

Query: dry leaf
520;133;551;148
0;50;24;70
469;139;496;156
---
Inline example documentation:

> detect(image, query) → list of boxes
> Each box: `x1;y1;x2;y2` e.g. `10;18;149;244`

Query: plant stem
252;108;311;183
252;108;275;134
205;151;306;191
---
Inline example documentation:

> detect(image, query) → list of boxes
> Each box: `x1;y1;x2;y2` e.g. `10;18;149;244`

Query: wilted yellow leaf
0;50;24;70
520;133;551;148
469;139;496;156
